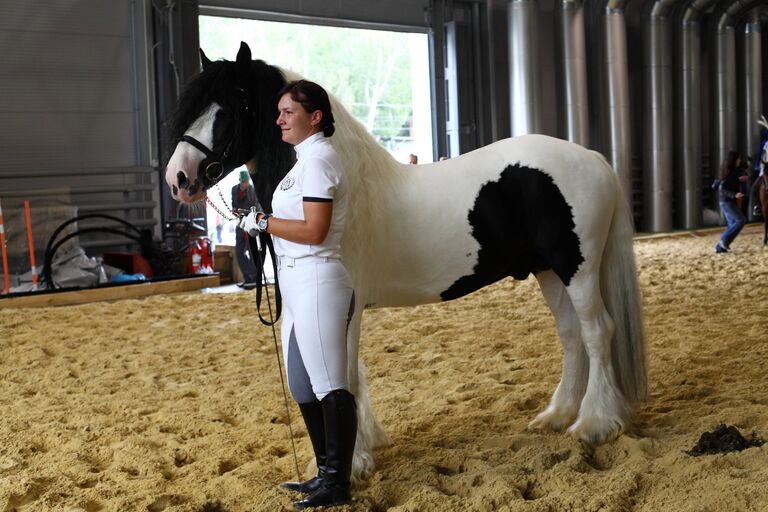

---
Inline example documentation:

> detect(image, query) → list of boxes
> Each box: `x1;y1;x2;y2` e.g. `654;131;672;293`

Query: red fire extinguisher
189;237;214;274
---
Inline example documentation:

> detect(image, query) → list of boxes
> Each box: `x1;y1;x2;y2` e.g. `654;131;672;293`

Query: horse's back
484;135;615;185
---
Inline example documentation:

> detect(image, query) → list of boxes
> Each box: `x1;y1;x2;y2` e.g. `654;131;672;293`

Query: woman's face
276;94;322;146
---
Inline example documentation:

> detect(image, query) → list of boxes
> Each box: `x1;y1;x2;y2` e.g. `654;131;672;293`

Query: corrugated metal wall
0;0;158;263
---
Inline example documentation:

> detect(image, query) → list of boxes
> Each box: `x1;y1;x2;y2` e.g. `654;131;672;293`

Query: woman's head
276;80;335;145
725;150;741;169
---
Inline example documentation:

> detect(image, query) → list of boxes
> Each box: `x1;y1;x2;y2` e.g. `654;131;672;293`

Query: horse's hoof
529;407;577;432
567;418;624;446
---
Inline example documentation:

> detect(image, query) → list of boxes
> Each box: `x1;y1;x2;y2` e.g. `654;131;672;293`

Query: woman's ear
311;110;323;127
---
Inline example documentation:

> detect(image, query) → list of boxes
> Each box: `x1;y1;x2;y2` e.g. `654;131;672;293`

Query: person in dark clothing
715;150;749;253
231;170;259;287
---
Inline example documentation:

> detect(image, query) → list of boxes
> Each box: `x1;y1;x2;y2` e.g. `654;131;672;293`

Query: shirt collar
294;131;325;160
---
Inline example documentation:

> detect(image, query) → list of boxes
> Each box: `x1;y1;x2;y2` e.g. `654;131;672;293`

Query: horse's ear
236;42;252;69
200;48;212;70
234;42;252;85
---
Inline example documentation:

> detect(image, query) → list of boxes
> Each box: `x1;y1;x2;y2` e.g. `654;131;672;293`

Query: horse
756;116;768;245
759;175;768;245
164;42;648;483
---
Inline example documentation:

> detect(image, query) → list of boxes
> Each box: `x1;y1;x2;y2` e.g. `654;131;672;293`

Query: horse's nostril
177;171;189;189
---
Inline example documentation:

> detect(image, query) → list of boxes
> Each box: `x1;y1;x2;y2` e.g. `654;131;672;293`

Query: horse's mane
279;69;406;271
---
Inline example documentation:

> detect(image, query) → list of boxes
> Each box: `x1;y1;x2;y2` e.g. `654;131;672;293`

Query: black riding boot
280;400;327;494
294;389;357;510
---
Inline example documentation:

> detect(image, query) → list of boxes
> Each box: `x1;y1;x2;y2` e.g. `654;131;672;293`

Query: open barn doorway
197;15;434;248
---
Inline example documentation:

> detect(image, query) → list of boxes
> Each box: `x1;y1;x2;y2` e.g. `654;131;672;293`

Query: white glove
238;209;261;236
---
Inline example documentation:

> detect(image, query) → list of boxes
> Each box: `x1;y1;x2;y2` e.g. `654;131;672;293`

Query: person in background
715;150;749;253
231;169;259;288
214;213;223;244
408;153;418;165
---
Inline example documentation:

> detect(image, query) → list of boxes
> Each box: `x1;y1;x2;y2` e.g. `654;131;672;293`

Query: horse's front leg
346;292;389;484
565;272;632;444
764;216;767;245
529;270;588;432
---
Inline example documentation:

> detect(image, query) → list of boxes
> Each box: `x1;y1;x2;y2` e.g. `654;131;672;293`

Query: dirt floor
1;226;767;512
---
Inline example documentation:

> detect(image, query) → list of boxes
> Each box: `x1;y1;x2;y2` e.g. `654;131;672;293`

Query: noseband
179;134;234;188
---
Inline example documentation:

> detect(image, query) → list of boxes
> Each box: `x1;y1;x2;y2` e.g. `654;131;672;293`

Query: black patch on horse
440;164;584;301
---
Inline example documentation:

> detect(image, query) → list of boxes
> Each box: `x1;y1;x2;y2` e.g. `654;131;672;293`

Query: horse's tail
600;165;648;405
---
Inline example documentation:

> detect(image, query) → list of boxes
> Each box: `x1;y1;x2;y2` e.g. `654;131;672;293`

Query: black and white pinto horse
165;43;647;482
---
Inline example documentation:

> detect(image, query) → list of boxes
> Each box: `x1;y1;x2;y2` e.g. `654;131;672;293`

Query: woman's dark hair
721;149;742;178
278;79;336;137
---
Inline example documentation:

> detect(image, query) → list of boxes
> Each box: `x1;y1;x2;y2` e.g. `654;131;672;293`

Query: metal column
508;0;540;135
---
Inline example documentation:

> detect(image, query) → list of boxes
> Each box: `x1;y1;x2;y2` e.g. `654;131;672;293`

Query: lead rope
207;188;300;482
249;232;301;483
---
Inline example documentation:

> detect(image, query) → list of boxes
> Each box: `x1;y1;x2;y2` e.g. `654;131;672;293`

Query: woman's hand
237;209;262;236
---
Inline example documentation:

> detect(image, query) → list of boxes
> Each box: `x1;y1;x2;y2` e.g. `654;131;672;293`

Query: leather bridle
179;134;235;189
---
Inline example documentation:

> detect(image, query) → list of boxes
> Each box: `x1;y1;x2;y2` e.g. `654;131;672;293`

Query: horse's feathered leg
564;268;632;444
345;292;389;484
529;270;587;432
763;192;768;245
761;180;768;245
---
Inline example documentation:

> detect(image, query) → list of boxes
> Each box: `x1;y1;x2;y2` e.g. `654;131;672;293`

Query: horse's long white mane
280;69;409;277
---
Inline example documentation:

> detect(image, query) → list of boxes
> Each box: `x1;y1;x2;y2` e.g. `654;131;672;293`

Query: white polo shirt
271;132;349;259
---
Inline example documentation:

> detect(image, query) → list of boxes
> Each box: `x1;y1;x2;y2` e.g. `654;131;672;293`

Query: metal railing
0;166;161;255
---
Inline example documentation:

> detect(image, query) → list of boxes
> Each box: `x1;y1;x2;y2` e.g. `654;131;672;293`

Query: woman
239;80;356;510
715;150;748;253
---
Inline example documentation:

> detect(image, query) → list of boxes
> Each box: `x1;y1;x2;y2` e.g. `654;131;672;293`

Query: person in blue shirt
715;150;749;253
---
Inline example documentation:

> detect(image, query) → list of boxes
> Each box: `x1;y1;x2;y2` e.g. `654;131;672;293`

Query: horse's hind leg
529;270;588;431
564;269;632;444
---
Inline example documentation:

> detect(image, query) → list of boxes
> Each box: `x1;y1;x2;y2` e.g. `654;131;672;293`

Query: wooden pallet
0;275;220;309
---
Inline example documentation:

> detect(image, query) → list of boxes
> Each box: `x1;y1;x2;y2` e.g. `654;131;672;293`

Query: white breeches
279;256;355;403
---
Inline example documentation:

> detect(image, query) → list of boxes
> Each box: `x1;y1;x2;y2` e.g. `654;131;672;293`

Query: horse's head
165;42;292;205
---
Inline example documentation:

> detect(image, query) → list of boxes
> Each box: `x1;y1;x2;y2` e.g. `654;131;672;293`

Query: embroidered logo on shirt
280;176;295;191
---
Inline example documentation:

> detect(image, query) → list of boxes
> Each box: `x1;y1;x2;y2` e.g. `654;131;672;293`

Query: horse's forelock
166;63;232;163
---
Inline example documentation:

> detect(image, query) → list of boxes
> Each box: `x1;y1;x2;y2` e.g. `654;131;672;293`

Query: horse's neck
249;142;295;211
